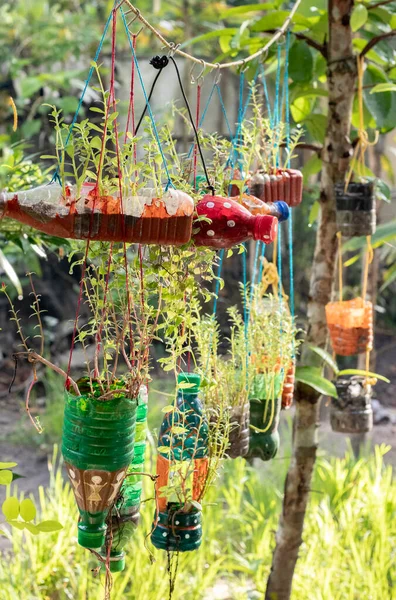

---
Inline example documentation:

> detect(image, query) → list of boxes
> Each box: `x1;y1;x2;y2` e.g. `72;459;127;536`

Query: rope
122;0;302;70
260;66;273;128
337;231;343;302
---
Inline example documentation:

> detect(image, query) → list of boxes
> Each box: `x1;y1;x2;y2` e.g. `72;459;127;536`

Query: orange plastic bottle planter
325;298;373;356
0;182;194;246
281;361;295;410
249;169;303;207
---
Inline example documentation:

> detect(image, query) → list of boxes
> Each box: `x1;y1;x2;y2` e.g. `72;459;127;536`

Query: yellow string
345;56;379;188
337;231;343;302
8;97;18;132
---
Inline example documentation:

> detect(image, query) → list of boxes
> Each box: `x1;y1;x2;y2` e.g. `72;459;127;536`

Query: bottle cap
177;372;201;394
253;215;278;244
78;524;106;549
273;201;289;223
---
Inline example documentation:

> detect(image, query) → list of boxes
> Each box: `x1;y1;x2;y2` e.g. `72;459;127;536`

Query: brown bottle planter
325;298;373;356
249;169;303;207
335;181;376;237
281;362;295;410
226;402;250;459
331;377;373;434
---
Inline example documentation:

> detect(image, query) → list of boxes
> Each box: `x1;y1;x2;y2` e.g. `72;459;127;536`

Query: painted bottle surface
103;385;148;572
193;195;278;249
62;386;137;549
151;373;208;552
246;374;282;461
249;169;303;207
0;182;194;245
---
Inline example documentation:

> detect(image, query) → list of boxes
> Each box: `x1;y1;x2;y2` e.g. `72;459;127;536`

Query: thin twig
16;351;80;396
121;0;302;69
367;0;396;10
360;31;396;57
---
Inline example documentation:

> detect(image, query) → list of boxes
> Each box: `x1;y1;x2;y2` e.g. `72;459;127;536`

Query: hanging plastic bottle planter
151;373;208;552
226;402;250;459
249;169;303;207
246;373;282;461
62;380;137;550
330;376;373;434
0;183;194;246
335;181;376;237
325;298;373;356
101;385;148;572
192;195;278;248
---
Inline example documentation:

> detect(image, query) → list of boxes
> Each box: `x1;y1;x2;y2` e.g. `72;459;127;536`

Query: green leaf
161;405;176;413
351;4;368;31
308;200;320;225
7;520;25;530
220;3;274;17
179;28;238;49
0;462;17;470
303;114;327;143
157;446;172;455
290;96;314;122
295;366;338;397
2;497;19;521
289;42;314;84
0;471;13;486
35;520;63;533
338;369;390;383
171;426;189;435
343;219;396;252
24;523;40;535
20;498;36;522
0;249;23;299
309;346;339;374
380;262;396;292
364;65;394;130
302;155;323;179
370;83;396;94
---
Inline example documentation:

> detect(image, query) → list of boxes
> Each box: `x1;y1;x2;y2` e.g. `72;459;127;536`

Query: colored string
193;83;202;189
121;8;175;190
51;8;113;184
260;65;273;128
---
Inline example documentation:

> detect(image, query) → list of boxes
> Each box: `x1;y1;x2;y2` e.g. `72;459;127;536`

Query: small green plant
0;459;62;537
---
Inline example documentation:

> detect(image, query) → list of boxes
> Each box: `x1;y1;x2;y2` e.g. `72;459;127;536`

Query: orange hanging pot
325;298;373;356
249;168;303;207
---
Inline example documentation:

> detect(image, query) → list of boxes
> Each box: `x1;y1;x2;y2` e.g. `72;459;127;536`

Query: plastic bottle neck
253;214;278;243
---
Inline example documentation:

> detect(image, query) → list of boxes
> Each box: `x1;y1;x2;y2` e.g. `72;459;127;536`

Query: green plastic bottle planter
102;386;148;572
62;388;137;549
151;504;202;552
151;373;208;552
246;373;282;461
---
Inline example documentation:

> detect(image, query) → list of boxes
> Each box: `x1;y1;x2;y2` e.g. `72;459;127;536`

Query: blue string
121;8;175;189
216;85;234;138
274;44;283;169
241;243;249;388
260;65;273;129
186;81;217;160
205;249;224;375
50;9;113;183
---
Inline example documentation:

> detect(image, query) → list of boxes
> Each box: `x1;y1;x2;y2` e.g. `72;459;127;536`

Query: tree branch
367;0;396;10
280;142;323;155
261;30;328;59
360;31;396;57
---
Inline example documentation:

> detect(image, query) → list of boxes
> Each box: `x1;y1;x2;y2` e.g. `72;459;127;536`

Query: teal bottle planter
62;384;137;550
246;373;282;461
151;503;202;552
103;386;148;572
151;373;208;552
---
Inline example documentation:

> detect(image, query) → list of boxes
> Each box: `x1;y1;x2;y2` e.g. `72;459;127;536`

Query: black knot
150;55;169;70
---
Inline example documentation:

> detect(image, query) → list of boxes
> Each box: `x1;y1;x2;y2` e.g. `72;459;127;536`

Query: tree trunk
265;1;357;599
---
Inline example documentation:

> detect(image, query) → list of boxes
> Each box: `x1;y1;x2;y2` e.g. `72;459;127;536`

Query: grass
0;443;395;599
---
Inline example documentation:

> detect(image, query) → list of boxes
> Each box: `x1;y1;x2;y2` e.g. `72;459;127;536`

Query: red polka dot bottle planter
249;169;303;207
0;182;194;246
192;195;278;248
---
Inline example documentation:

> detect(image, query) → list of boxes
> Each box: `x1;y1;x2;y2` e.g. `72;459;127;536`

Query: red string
193;84;202;190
